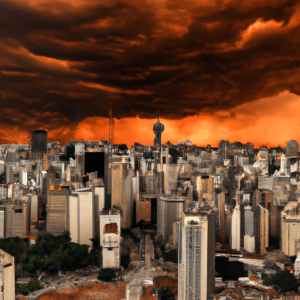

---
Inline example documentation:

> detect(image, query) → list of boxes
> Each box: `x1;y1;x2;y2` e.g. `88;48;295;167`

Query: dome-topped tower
153;112;164;149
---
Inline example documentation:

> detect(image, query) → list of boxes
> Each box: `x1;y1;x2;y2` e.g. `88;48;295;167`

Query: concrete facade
231;204;241;251
46;185;70;234
0;248;15;300
111;162;133;228
69;188;94;249
178;210;215;300
157;195;186;245
281;203;300;256
100;211;121;268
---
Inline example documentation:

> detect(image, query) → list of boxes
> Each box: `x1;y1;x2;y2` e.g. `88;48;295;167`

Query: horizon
1;1;300;149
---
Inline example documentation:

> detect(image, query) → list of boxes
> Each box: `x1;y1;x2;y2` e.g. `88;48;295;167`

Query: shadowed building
110;159;133;228
157;195;186;245
30;129;47;157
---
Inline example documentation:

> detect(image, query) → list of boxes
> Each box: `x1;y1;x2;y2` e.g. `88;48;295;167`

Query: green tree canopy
98;268;116;282
21;231;99;276
16;280;39;296
159;285;175;300
0;237;29;264
271;270;298;292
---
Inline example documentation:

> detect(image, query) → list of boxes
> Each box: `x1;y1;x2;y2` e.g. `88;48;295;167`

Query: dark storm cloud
1;0;300;135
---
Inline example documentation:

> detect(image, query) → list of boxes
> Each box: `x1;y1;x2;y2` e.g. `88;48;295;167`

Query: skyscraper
178;210;215;300
110;159;133;228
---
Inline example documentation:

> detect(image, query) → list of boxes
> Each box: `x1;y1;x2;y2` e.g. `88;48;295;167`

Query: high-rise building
69;188;94;250
157;195;186;245
178;210;215;300
46;181;70;234
110;160;133;228
231;203;242;251
30;129;47;154
0;206;4;238
2;201;28;238
255;204;269;255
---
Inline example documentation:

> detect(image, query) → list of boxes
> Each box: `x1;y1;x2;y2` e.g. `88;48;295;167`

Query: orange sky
1;0;300;148
59;90;300;148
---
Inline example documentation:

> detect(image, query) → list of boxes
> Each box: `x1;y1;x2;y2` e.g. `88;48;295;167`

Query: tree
0;237;29;264
16;280;39;295
162;249;178;263
263;276;273;286
271;270;299;292
21;254;45;277
98;268;116;282
159;286;175;300
21;232;96;276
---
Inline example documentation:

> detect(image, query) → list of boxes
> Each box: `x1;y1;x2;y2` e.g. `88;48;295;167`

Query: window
104;223;118;234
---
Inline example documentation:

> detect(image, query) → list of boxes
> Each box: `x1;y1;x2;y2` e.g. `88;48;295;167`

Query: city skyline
1;0;300;147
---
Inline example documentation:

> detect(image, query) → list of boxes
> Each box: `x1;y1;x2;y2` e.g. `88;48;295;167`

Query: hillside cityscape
2;117;300;300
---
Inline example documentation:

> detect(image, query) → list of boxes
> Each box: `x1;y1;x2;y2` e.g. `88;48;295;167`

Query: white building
99;210;121;268
294;252;300;278
178;210;215;300
19;169;27;186
75;142;85;156
0;248;15;300
281;201;300;256
0;206;4;238
231;204;241;251
69;188;94;250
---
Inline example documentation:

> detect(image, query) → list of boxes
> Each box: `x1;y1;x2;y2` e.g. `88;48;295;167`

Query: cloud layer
1;0;300;146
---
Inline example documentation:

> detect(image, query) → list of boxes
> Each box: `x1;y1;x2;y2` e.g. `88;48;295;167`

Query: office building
110;160;133;228
231;203;242;251
1;201;28;238
157;195;186;245
69;188;94;249
178;210;215;300
0;206;4;238
193;174;214;207
30;129;47;154
281;201;300;256
46;181;70;234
